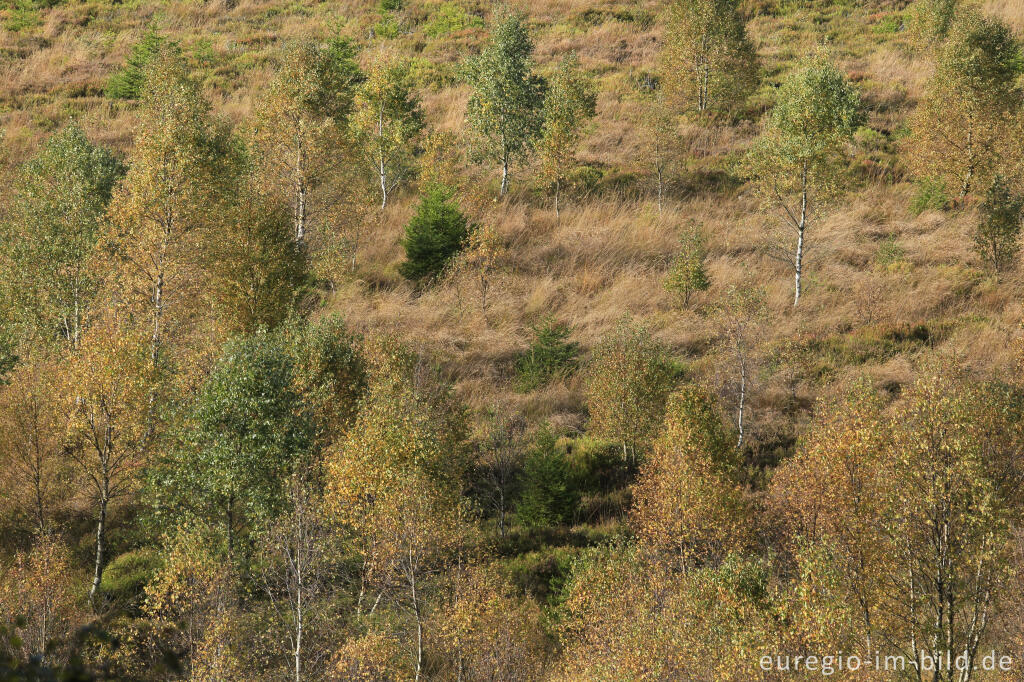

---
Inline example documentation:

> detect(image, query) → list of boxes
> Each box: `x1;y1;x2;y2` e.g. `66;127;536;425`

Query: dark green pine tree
398;185;471;282
105;30;171;100
516;427;578;528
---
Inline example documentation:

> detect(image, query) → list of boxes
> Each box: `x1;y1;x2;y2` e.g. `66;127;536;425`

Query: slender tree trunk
72;283;80;350
295;142;307;243
959;126;974;201
296;181;307;243
226;494;235;558
378;108;389;209
409;553;423;682
498;490;506;538
794;227;804;306
30;430;45;532
655;162;663;210
554;177;560;221
793;169;808;307
34;465;45;533
500;154;509;196
294;583;302;682
90;488;108;608
736;349;746;448
152;267;164;367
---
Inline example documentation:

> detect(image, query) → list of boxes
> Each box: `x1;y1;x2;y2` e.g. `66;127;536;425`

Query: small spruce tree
399;185;471;282
105;30;171;100
516;427;577;527
515;317;580;391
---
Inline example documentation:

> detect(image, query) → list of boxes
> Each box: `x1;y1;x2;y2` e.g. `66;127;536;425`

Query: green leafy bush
910;176;949;214
100;549;163;611
372;12;402;39
398;185;470;282
515;317;579;391
664;223;710;306
974;174;1023;271
873;12;903;34
423;1;483;37
4;0;40;32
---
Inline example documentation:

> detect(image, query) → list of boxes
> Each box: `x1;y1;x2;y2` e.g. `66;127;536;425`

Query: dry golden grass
985;0;1024;33
3;0;1024;445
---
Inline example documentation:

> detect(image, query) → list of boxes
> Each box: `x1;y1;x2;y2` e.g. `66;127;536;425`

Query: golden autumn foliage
772;371;1024;669
557;544;778;681
432;565;548;681
0;355;69;531
144;524;241;680
8;0;1024;679
582;320;674;463
907;10;1024;201
0;533;82;665
101;49;231;368
326;339;472;680
632;385;750;567
63;320;155;606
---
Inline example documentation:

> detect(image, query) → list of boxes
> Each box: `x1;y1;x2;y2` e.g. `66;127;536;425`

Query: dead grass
4;0;1024;446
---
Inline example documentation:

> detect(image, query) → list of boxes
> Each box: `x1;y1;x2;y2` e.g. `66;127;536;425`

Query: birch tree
636;85;679;212
908;12;1023;202
974;174;1023;273
660;0;759;118
583;320;674;465
464;10;545;196
632;385;748;569
103;49;231;368
772;373;1024;677
743;52;862;306
258;476;338;682
64;323;154;608
0;357;68;533
664;221;711;306
326;340;470;682
0;125;123;350
0;533;80;665
151;331;312;558
251;38;362;243
350;54;424;209
769;382;891;653
145;523;241;680
538;53;596;219
713;284;766;449
203;185;309;334
882;375;1024;681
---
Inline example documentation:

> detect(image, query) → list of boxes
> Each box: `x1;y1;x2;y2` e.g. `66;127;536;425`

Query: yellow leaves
324;335;470;582
333;630;413;682
0;532;81;659
432;564;547;681
631;385;749;566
